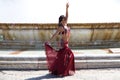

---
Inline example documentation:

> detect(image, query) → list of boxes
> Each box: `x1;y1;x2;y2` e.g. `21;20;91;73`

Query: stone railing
0;23;120;49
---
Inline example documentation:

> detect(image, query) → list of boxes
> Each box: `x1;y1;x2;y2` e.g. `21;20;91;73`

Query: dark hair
58;15;65;26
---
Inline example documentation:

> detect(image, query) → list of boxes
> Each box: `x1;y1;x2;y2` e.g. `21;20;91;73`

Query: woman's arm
66;2;69;22
49;27;63;42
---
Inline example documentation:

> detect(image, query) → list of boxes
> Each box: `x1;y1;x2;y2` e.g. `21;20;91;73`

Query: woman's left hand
66;2;69;8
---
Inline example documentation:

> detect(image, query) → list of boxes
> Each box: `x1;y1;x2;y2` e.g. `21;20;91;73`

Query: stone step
1;54;120;61
0;59;120;70
0;49;120;70
0;57;45;61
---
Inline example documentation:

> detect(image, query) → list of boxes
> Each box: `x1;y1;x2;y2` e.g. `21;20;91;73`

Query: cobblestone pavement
0;68;120;80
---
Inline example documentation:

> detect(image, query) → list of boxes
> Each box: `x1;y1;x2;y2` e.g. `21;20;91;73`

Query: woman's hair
58;15;65;27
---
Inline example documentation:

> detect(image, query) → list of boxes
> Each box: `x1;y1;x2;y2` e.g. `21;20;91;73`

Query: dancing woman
45;2;75;76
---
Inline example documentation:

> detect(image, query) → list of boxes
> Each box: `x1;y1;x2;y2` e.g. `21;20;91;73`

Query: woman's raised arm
66;2;69;22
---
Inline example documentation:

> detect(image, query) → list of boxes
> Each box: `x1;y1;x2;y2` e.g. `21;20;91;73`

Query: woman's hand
66;2;69;9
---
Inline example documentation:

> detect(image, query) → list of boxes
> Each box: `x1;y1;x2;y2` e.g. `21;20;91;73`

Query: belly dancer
45;2;75;76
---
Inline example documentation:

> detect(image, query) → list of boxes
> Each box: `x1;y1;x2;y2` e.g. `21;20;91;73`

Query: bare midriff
60;27;70;47
61;32;70;42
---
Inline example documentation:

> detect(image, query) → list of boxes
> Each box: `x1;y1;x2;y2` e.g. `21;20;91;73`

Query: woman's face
61;17;66;25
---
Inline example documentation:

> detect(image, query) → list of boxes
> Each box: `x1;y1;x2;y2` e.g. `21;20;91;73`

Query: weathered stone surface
0;23;120;49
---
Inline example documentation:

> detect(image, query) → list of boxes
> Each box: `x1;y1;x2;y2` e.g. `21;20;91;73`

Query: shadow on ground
25;73;64;80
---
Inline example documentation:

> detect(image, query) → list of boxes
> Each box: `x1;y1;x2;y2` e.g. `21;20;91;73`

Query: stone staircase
1;51;120;70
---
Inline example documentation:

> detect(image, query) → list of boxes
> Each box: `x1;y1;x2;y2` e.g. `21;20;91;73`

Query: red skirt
45;42;75;76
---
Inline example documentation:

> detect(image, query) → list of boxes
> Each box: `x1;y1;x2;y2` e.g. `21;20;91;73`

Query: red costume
45;26;75;76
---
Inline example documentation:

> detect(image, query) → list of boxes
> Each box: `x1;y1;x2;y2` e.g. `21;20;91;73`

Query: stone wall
0;23;120;49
